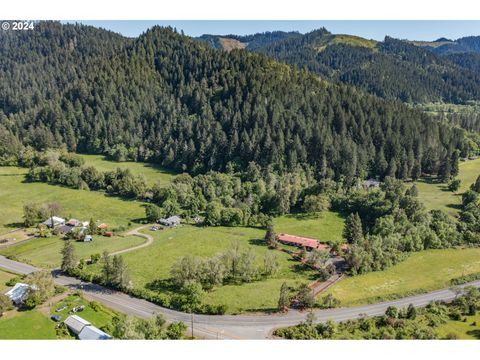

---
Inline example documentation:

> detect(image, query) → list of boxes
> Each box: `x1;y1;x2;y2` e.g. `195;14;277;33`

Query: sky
62;20;480;41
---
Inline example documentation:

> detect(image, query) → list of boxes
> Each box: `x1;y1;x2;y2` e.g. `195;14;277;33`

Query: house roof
42;216;65;226
363;179;381;187
5;283;30;304
78;326;112;340
64;315;91;335
97;223;108;229
66;219;80;226
277;234;329;251
159;216;181;224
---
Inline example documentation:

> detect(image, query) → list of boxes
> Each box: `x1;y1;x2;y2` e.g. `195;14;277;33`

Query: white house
5;283;30;304
64;315;91;335
158;215;181;227
78;325;112;340
42;216;66;228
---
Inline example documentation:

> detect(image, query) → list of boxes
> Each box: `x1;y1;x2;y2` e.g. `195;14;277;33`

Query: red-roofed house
276;233;330;251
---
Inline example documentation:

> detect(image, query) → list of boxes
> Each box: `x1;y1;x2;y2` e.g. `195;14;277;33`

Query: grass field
0;310;57;339
273;212;345;243
0;293;118;340
0;234;145;268
0;269;17;292
436;313;480;340
99;225;318;314
50;293;118;331
415;158;480;216
0;166;146;234
324;248;480;306
79;154;178;186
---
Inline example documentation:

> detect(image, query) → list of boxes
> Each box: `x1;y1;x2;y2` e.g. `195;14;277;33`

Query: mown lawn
79;154;178;186
0;269;17;292
324;248;480;306
0;166;146;234
415;158;480;216
0;310;57;339
273;212;345;243
0;293;118;340
436;313;480;340
107;225;317;314
0;234;145;269
50;293;118;331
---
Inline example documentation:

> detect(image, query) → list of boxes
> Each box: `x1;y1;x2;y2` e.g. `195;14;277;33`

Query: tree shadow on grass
248;238;267;247
5;222;24;229
282;213;321;221
145;278;179;293
446;203;463;211
466;329;480;339
243;307;279;314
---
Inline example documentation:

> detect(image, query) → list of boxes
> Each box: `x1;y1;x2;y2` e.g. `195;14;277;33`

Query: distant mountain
411;36;480;55
198;29;480;104
197;31;301;51
0;21;467;181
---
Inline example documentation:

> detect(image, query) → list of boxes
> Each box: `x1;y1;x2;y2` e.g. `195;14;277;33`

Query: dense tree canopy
0;22;470;181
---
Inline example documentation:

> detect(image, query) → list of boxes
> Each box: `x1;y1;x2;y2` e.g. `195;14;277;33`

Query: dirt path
110;225;154;256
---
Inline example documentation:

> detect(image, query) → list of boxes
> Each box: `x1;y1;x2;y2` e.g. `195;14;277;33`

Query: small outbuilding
84;235;93;242
78;325;112;340
64;315;91;335
5;283;31;304
42;216;66;228
363;179;381;190
158;215;181;227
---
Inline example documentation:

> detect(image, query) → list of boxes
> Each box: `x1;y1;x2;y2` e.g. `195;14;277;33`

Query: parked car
150;226;158;231
51;315;62;322
56;305;67;312
72;305;85;313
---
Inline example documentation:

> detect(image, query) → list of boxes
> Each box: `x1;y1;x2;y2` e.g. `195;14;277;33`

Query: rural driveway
1;255;479;339
110;225;154;256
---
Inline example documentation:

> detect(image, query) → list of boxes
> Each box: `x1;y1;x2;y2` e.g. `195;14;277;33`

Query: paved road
110;225;154;256
1;255;479;339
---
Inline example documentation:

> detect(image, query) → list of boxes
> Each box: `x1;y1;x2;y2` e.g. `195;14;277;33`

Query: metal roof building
78;325;112;340
64;315;91;335
5;283;30;304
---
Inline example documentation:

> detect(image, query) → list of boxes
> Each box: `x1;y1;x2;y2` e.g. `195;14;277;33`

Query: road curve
1;255;479;339
110;225;154;256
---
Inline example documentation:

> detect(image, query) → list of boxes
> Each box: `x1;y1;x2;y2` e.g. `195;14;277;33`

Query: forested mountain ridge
0;22;471;182
412;36;480;55
200;29;480;104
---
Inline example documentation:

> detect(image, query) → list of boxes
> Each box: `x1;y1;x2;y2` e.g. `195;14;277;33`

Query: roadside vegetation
275;287;480;339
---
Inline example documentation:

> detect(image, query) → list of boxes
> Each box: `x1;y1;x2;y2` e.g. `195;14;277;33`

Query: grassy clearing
0;269;17;292
79;154;177;186
324;248;480;307
0;310;57;339
102;225;318;314
415;158;480;216
50;293;118;331
0;234;145;269
0;166;145;234
0;293;117;340
273;212;345;243
436;313;480;340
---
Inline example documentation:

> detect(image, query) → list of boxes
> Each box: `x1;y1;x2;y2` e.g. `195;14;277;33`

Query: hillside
412;36;480;55
0;21;470;182
200;29;480;104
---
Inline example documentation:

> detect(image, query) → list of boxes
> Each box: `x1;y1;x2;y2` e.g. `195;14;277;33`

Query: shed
158;215;181;227
84;235;93;242
64;315;91;335
5;283;30;304
78;325;112;340
42;216;65;228
363;179;381;189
